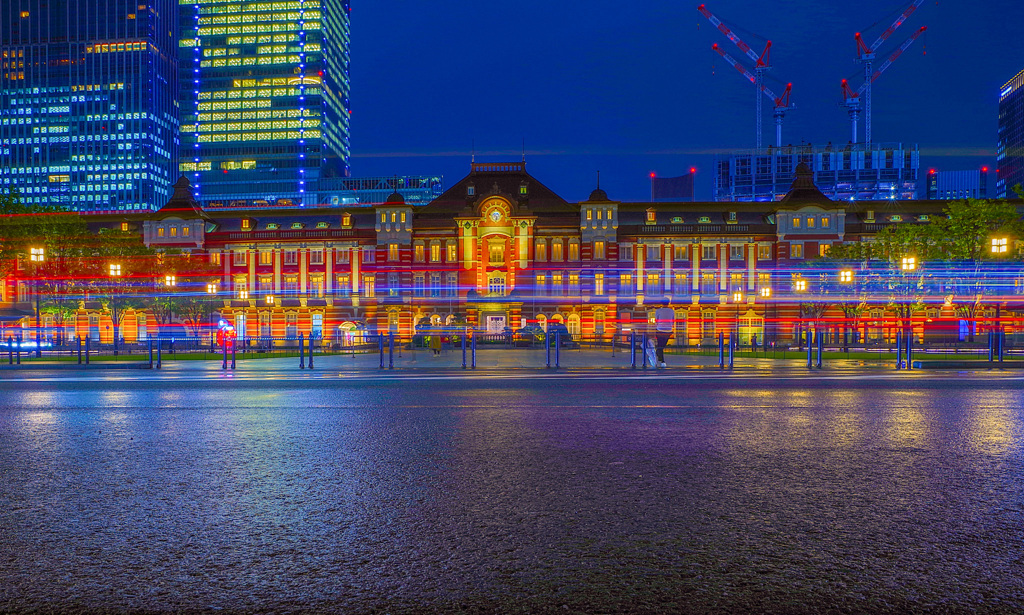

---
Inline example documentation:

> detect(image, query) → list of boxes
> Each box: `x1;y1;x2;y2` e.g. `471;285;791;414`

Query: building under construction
714;142;919;202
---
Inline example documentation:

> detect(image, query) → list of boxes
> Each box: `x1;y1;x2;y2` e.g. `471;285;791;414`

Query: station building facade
3;161;1022;346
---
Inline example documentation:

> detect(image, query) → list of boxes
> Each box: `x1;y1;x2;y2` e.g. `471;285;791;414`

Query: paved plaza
1;371;1022;613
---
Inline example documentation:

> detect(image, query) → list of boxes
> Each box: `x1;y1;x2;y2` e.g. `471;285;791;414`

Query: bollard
630;330;636;369
546;331;551;368
308;336;315;370
8;336;12;365
718;331;724;369
388;332;394;370
806;329;813;369
986;330;993;363
148;339;153;369
231;342;236;370
642;333;649;369
462;331;467;369
379;334;385;369
471;333;477;369
85;337;90;365
222;339;228;370
76;336;82;365
895;330;903;369
816;329;823;369
999;330;1005;364
906;329;912;370
555;332;561;369
157;344;162;369
16;336;21;365
299;333;305;369
728;334;734;369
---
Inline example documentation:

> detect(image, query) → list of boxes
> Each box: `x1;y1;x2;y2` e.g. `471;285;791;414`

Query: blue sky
348;0;1024;201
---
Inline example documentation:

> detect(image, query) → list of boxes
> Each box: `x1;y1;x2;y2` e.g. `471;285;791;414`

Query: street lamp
991;238;1008;254
840;270;853;283
901;257;916;272
29;247;44;357
238;289;249;300
164;274;177;287
108;263;122;354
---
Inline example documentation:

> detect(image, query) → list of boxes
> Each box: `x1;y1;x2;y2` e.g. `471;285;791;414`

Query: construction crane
713;44;794;148
849;0;925;144
842;25;927;144
698;4;773;149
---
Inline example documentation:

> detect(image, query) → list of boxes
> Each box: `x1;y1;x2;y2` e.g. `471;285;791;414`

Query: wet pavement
1;375;1022;614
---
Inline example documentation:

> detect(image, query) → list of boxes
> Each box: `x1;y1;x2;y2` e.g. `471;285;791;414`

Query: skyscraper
997;68;1024;199
178;0;351;207
0;1;179;212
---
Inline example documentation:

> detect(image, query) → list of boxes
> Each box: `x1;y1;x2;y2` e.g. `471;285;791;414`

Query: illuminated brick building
178;0;350;206
4;162;1023;347
0;0;179;212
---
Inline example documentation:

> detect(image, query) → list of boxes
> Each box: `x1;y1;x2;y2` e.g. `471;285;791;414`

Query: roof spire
471;139;475;163
597;170;600;189
522;138;526;163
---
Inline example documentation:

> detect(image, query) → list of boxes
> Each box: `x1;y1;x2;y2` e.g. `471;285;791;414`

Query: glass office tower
0;1;179;212
997;68;1024;199
178;0;351;207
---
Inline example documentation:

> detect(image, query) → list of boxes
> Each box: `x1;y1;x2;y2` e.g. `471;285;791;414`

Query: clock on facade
489;209;502;222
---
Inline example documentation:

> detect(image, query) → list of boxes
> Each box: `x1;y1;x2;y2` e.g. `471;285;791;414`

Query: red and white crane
713;43;794;148
845;0;925;144
699;4;776;149
842;25;927;144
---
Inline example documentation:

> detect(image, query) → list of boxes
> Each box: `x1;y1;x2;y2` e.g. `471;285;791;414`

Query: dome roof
588;188;609;202
384;190;405;204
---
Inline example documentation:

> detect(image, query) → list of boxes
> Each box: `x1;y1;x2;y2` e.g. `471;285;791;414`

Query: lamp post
990;239;1007;340
206;282;218;345
759;286;772;347
794;278;807;348
900;256;917;355
109;263;122;355
29;247;44;357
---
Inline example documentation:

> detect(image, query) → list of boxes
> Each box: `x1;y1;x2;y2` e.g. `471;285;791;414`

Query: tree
92;228;156;353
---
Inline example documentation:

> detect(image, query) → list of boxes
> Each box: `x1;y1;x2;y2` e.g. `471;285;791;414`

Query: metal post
816;329;823;369
728;333;734;369
906;327;912;370
895;330;903;370
157;344;162;369
7;336;12;365
642;333;648;369
222;338;228;370
988;330;994;363
35;288;41;359
16;336;20;365
148;338;153;369
85;336;90;365
462;329;467;369
388;332;394;370
546;331;551;368
379;334;385;369
231;342;236;370
76;336;81;365
555;332;561;368
471;333;477;369
999;330;1005;364
308;335;314;369
630;330;636;369
718;331;724;369
806;328;813;369
299;332;305;369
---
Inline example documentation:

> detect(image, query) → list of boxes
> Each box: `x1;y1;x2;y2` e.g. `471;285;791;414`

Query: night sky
349;1;1024;201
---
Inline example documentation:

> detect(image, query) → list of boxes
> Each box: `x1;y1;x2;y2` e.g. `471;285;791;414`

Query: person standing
654;298;675;368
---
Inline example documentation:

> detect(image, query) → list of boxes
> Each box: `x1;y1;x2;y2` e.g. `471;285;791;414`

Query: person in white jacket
654;298;675;368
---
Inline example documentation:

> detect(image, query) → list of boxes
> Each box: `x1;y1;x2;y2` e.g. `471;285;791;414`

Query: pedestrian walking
654;298;675;368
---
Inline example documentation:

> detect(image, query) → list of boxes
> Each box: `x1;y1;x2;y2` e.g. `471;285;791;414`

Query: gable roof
419;161;577;218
